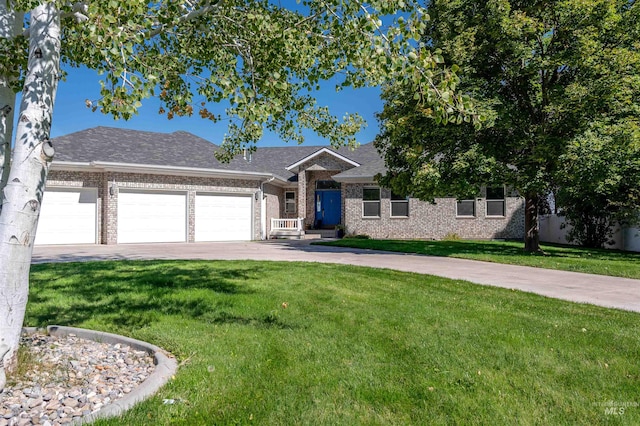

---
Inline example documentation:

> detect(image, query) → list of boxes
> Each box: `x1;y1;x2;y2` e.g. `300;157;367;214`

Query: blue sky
50;66;384;148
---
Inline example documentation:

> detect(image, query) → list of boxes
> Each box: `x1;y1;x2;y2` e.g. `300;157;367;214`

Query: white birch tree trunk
0;3;60;390
0;1;21;192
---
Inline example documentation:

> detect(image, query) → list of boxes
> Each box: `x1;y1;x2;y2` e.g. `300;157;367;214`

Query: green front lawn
25;260;640;425
317;239;640;279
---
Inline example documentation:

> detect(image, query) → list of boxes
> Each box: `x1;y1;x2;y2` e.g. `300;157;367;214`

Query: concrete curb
23;325;178;424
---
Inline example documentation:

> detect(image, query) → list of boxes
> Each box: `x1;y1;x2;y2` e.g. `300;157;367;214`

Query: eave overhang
49;161;290;185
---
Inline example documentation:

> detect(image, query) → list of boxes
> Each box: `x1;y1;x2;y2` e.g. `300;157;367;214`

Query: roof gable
285;147;360;173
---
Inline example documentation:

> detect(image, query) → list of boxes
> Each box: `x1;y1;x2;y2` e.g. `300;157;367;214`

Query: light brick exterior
290;152;524;240
343;184;525;240
45;152;525;244
295;153;352;228
263;183;285;238
47;170;262;244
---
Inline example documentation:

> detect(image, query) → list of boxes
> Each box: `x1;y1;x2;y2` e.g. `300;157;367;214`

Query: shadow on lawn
27;260;290;331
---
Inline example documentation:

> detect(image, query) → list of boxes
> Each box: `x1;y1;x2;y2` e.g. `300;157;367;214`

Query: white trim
390;195;409;218
269;174;296;187
284;191;296;214
285;147;360;172
362;187;381;218
49;161;103;173
486;185;506;217
92;161;271;180
271;218;305;231
456;199;476;218
261;191;267;240
50;160;278;181
485;200;506;217
260;177;275;240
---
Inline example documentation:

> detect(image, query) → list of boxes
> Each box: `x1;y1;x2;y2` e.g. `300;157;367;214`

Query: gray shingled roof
52;126;384;182
332;156;387;180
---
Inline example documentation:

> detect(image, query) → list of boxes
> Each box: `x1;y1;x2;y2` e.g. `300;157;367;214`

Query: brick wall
263;183;284;238
297;171;306;223
304;170;341;227
47;170;262;244
47;169;525;244
343;184;525;240
297;153;354;228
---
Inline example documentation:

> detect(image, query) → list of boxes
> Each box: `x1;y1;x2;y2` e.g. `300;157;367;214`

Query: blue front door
315;190;341;227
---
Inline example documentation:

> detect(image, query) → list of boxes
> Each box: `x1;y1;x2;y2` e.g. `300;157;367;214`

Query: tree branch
147;0;222;39
0;1;23;195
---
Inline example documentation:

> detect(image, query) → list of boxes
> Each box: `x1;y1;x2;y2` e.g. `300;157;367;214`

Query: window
456;200;475;217
316;180;340;190
285;191;296;214
486;186;505;217
390;192;409;217
362;187;381;217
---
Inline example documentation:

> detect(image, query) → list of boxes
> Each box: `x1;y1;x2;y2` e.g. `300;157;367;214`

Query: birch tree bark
0;3;60;390
0;0;22;194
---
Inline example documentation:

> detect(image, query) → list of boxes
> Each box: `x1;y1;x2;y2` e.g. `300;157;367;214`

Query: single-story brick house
36;126;524;245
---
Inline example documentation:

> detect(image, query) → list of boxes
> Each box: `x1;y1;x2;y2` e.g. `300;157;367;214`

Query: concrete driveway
32;240;640;313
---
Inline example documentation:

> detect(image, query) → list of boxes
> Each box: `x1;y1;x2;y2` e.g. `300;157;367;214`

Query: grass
316;238;640;279
25;260;640;425
7;343;39;387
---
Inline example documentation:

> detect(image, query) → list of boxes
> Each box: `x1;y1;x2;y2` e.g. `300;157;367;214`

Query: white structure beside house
35;127;525;245
539;214;640;252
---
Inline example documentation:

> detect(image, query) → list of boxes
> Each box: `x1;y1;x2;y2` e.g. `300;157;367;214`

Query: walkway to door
32;240;640;313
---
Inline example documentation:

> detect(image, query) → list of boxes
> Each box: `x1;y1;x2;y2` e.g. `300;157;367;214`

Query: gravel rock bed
0;332;155;426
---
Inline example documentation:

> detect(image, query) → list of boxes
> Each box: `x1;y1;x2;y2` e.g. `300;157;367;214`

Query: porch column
298;170;308;227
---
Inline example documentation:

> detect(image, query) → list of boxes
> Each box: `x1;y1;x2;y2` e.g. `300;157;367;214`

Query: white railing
271;217;304;231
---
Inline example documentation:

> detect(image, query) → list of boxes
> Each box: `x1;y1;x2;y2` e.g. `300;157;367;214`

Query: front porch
270;218;305;239
269;218;339;239
269;147;356;240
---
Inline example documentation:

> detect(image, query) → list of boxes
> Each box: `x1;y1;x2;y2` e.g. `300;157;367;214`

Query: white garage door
36;187;97;245
118;190;187;243
195;193;253;241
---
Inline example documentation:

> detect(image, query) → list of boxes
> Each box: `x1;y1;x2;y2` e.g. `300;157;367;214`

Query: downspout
260;177;275;240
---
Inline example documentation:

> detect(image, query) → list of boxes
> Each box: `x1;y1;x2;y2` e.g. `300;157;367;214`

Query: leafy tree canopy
375;0;640;251
555;120;640;248
1;0;472;161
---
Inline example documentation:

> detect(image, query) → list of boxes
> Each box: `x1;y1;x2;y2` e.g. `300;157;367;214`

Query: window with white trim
456;199;476;217
285;191;296;214
362;187;381;217
390;192;409;217
486;186;506;217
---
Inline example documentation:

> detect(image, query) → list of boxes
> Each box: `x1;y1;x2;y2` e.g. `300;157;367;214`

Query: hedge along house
36;126;525;245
